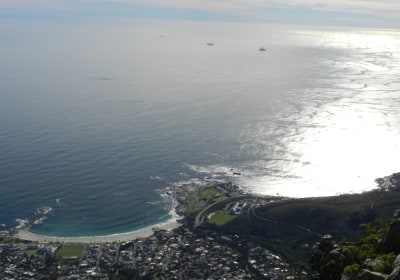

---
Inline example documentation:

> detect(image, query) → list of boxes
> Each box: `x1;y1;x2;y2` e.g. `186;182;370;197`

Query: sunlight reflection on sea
225;29;400;197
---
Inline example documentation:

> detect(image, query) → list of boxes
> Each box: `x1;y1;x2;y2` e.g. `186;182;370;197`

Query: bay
1;20;399;236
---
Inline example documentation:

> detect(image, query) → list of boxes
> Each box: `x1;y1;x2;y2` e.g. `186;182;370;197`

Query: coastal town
3;173;400;279
0;182;303;280
0;227;296;279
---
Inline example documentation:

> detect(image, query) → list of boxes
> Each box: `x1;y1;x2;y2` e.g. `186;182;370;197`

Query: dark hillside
256;191;400;237
207;188;400;265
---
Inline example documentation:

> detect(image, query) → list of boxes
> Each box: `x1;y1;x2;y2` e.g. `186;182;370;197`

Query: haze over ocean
1;21;400;236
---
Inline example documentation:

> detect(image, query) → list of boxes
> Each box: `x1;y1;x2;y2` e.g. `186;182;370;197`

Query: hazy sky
0;0;399;28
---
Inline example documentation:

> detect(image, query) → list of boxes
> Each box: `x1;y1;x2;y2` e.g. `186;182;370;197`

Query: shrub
343;263;360;278
374;252;396;274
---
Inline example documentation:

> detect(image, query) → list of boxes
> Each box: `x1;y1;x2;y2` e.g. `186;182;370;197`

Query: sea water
1;20;400;236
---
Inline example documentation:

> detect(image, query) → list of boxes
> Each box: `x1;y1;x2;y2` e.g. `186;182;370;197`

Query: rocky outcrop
310;235;349;280
387;268;400;280
310;210;400;280
387;255;400;280
376;173;400;192
363;259;385;271
357;269;388;280
346;255;400;280
355;208;400;280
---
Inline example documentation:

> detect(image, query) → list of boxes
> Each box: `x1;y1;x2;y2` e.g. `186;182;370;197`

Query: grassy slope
208;213;236;226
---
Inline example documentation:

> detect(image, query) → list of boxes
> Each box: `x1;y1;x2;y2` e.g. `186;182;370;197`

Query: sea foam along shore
14;217;182;243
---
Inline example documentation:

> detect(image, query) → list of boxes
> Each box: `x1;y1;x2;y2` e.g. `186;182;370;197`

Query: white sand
15;218;181;243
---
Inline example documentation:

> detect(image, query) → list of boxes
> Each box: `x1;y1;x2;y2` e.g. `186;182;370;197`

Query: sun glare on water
235;29;400;197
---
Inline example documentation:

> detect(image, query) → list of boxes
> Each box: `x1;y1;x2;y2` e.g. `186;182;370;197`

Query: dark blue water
1;21;400;236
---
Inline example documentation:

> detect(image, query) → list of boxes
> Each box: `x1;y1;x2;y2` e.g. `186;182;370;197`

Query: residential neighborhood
1;226;300;279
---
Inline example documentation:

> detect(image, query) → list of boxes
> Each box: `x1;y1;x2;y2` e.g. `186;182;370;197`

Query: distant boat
259;46;266;52
206;43;214;46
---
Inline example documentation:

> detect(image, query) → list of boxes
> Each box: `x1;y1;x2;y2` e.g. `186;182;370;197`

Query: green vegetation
208;213;235;226
374;253;396;273
186;200;207;214
346;221;388;262
343;221;394;276
180;186;223;216
56;245;84;259
201;187;219;199
343;263;360;278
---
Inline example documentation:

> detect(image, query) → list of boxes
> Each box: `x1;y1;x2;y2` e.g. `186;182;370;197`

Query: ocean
1;20;400;236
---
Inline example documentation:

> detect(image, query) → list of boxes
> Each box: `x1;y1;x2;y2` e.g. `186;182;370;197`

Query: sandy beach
15;217;181;243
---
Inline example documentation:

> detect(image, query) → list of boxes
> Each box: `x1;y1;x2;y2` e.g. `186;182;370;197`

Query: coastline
14;217;182;243
12;172;400;244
